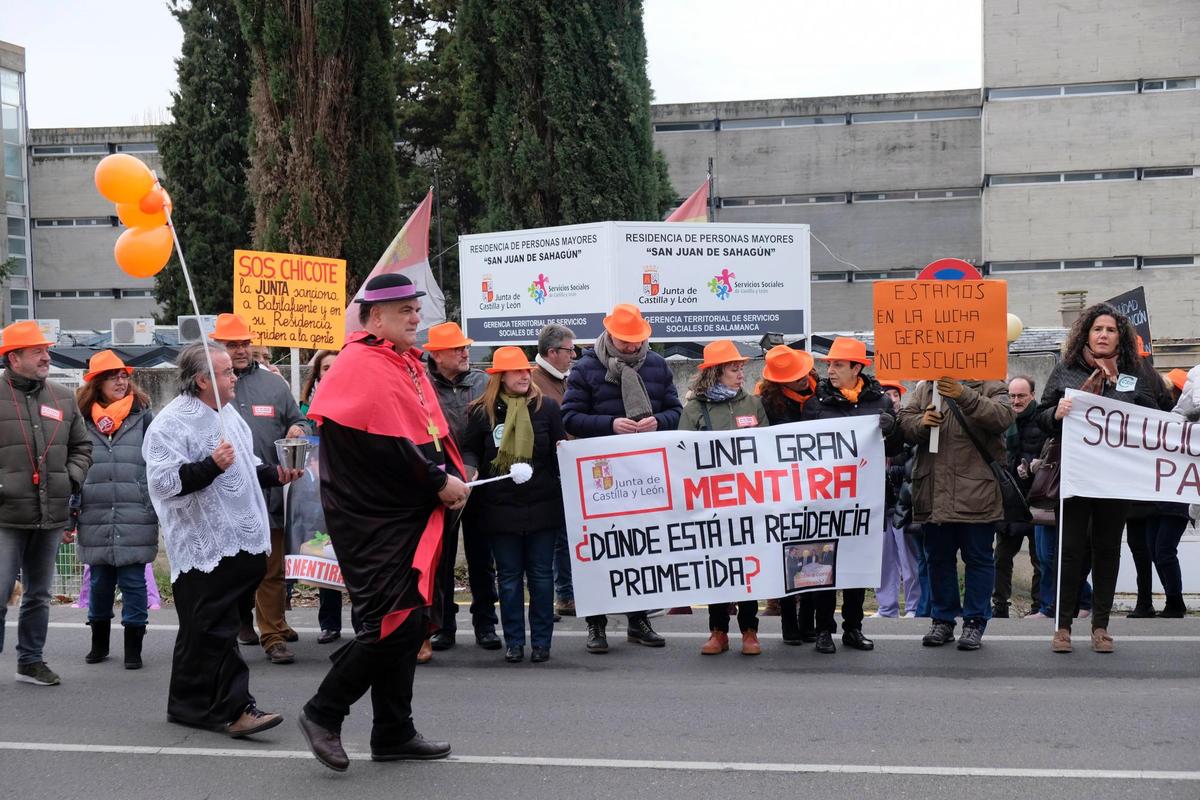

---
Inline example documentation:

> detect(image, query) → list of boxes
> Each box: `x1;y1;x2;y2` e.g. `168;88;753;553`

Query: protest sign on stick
558;417;885;616
233;249;347;350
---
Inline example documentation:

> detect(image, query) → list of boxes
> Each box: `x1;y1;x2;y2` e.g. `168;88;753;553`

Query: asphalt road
2;605;1199;800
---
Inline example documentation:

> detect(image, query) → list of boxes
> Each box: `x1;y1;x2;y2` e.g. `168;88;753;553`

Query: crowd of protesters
0;297;1195;767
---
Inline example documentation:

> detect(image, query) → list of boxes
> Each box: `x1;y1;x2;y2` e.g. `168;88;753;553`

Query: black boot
123;625;145;670
85;620;110;664
585;621;608;654
1157;595;1187;618
1126;604;1156;618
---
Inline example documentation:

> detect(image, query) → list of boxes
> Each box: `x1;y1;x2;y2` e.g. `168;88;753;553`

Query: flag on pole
346;189;447;336
665;180;709;223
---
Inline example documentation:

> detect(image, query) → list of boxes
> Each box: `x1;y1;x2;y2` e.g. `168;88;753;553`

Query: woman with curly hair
1036;303;1159;654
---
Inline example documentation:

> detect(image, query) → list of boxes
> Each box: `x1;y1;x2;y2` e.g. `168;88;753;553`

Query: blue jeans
553;527;574;603
1146;515;1188;596
0;527;63;665
912;526;932;617
1034;525;1092;615
88;563;149;627
490;528;557;650
924;522;995;628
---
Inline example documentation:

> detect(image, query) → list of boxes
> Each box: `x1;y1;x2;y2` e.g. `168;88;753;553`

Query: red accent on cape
308;331;464;639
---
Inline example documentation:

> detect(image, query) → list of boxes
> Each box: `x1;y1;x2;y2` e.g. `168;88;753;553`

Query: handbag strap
700;401;714;432
944;398;998;468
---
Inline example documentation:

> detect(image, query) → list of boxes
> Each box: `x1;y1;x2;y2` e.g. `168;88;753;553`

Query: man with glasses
423;321;498;658
530;324;576;616
210;314;309;665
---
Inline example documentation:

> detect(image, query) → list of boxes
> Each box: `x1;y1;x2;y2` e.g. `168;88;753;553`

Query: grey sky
5;0;981;128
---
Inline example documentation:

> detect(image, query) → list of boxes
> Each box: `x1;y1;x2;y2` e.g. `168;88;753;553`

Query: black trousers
169;551;266;727
435;519;498;635
585;611;649;627
304;610;425;748
814;587;865;634
708;601;758;634
992;531;1042;611
1058;497;1128;631
1124;517;1153;608
780;593;817;639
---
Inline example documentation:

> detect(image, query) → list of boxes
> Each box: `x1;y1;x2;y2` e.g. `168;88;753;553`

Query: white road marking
0;741;1196;781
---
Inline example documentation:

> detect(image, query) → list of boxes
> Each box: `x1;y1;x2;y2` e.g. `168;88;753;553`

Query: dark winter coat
1005;403;1047;494
799;375;902;456
460;396;568;534
230;362;309;528
0;370;92;530
1036;356;1159;436
561;349;682;438
76;405;159;566
427;362;488;445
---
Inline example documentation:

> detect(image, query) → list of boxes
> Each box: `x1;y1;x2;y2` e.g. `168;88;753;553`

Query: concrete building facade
653;0;1200;338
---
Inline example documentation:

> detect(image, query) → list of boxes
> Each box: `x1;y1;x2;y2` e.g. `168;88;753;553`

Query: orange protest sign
872;280;1008;381
234;249;346;350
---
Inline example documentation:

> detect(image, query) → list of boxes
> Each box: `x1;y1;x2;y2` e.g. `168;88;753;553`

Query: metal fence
52;542;85;600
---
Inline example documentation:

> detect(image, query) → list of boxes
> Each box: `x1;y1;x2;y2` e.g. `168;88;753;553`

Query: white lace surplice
143;395;271;582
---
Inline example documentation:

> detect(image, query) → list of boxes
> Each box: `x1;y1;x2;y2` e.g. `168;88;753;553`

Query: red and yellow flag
666;180;709;223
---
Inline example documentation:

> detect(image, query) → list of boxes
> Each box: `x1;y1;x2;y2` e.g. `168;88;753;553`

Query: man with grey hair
530;323;576;616
144;343;303;739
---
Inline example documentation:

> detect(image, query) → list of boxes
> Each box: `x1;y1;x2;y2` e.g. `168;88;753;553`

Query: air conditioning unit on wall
111;318;155;346
177;315;217;343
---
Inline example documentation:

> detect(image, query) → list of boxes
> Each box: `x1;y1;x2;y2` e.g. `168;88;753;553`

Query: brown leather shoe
1091;628;1114;653
298;711;349;771
700;630;729;655
265;643;295;664
417;638;433;664
1051;628;1072;653
741;629;762;655
226;705;282;738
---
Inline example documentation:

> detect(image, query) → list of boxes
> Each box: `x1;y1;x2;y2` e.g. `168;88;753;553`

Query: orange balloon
139;187;166;214
114;226;173;278
116;201;166;229
94;154;155;204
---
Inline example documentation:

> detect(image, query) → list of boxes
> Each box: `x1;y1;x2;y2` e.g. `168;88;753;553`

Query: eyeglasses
550;347;578;358
102;372;130;382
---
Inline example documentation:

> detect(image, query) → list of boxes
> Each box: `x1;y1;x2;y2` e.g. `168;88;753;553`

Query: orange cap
1167;368;1188;392
84;350;134;383
603;304;652;342
819;337;872;366
762;345;814;384
423;321;473;351
0;320;55;355
486;346;535;374
879;380;907;395
208;313;253;342
699;340;748;370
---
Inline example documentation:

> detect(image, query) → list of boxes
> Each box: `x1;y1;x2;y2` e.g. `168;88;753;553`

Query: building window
850;107;980;123
32;217;115;228
852;190;916;202
0;69;18;106
1140;255;1196;268
653;121;716;133
1142;78;1198;92
6;218;22;237
1063;257;1137;270
114;142;157;154
1142;166;1196;179
30;143;110;157
811;271;848;282
988;260;1068;273
37;290;78;299
989;173;1062;186
720;118;786;130
988;258;1136;273
987;81;1137;100
3;142;21;178
721;196;784;207
77;290;114;299
850;269;918;281
783;115;845;127
120;289;155;299
1062;169;1137;182
915;188;981;199
783;193;847;204
4;176;23;204
8;288;29;321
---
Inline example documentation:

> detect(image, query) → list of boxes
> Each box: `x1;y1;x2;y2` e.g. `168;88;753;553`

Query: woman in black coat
461;347;567;664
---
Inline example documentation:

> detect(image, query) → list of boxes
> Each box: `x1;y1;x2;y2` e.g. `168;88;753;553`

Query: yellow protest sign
233;249;346;349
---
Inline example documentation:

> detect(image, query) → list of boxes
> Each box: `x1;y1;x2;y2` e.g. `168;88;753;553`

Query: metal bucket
274;438;312;471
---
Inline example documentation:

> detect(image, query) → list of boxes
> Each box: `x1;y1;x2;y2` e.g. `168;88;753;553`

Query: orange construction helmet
819;337;872;366
761;345;814;384
603;304;652;343
209;313;254;342
486;346;535;374
423;321;473;351
879;380;907;395
699;340;748;370
0;321;54;355
84;350;135;383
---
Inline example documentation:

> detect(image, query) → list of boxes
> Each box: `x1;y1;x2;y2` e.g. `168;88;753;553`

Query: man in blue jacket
561;304;682;654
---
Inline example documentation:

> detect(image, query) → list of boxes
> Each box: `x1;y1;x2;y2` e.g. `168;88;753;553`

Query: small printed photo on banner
783;539;838;592
576;448;673;519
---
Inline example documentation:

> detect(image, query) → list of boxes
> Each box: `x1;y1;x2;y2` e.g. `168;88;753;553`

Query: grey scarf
594;333;654;421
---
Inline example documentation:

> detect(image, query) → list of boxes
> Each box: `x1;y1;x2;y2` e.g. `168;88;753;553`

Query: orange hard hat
1167;368;1188;392
879;380;907;395
0;321;54;355
819;337;872;366
762;345;815;384
208;313;253;342
699;340;748;370
423;321;473;351
603;304;652;342
84;350;134;383
486;346;535;374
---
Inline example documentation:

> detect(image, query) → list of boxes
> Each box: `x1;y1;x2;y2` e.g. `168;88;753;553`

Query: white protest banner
458;221;811;344
458;222;611;344
1061;389;1200;503
558;417;885;617
613;221;810;341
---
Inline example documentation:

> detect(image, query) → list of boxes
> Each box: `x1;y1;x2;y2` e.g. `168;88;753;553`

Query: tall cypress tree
155;0;254;320
237;0;399;287
457;0;666;230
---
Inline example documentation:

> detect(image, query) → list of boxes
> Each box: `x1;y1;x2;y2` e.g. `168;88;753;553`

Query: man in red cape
298;273;469;772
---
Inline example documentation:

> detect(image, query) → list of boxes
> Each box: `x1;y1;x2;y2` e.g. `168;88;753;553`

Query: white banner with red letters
558;417;886;616
1061;389;1200;503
